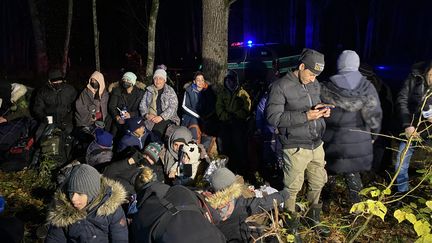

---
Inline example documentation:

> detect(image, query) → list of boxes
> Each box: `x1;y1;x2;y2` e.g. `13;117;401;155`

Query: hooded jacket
266;70;325;149
216;72;251;122
139;84;180;130
75;71;109;127
86;140;113;167
161;126;193;174
45;177;128;243
108;81;146;121
321;71;382;174
181;82;216;126
206;181;288;242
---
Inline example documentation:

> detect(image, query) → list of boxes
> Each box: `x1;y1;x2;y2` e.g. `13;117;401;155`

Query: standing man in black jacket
394;61;432;193
266;49;330;236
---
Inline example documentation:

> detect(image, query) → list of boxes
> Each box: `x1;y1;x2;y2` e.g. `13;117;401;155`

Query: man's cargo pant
282;143;327;212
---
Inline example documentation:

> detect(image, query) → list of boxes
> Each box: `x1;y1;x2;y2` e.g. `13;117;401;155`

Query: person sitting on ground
86;128;114;168
0;82;32;123
160;126;193;180
117;116;153;152
75;71;109;132
140;68;180;142
45;164;128;242
205;168;289;242
130;166;226;243
108;71;145;140
142;142;165;183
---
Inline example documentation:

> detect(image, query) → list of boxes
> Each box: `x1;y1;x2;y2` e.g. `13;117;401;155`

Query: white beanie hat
337;50;360;72
153;69;167;81
122;72;137;85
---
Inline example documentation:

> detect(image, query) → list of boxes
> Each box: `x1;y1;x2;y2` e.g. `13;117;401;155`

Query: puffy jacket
45;177;128;243
108;82;145;120
75;71;109;127
396;61;432;130
181;82;217;126
117;130;152;152
33;83;77;127
266;70;325;149
139;84;180;130
86;140;113;167
321;71;382;174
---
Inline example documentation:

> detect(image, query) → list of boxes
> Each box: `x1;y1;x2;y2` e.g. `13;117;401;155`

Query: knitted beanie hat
95;128;113;147
143;142;162;164
153;69;167;81
337;50;360;72
67;164;101;203
122;72;137;86
210;168;236;192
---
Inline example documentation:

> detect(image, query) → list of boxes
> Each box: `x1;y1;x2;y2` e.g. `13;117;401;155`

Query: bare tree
92;0;100;71
62;0;73;75
27;0;48;75
145;0;160;80
202;0;236;90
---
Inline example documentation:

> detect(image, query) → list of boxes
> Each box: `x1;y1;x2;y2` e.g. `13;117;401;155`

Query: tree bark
62;0;73;75
92;0;100;71
202;0;231;90
145;0;160;81
27;0;48;75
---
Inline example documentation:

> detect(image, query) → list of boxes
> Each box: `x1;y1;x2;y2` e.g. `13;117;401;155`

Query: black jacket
396;62;432;130
33;83;77;128
266;70;325;149
321;71;382;174
108;85;145;120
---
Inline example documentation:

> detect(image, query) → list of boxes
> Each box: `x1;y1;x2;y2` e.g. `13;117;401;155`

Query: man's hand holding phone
307;103;334;120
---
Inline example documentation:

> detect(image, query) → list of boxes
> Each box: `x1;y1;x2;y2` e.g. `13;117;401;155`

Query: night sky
1;0;431;87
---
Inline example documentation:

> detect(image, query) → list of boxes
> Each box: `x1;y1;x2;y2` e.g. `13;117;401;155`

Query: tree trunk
62;0;73;76
92;0;100;71
27;0;48;75
202;0;232;90
145;0;160;81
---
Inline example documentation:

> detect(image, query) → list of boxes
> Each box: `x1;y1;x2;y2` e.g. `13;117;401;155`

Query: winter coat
206;181;289;242
4;83;32;121
86;140;113;167
33;82;77;128
396;62;432;131
117;130;152;152
181;82;216;126
161;126;193;175
216;87;251;122
75;72;109;127
139;84;180;130
131;182;226;243
45;177;128;243
102;158;142;195
321;71;382;174
266;70;325;149
108;82;145;120
256;92;276;136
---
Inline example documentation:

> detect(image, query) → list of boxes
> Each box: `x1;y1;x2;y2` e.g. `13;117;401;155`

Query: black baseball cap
299;48;325;75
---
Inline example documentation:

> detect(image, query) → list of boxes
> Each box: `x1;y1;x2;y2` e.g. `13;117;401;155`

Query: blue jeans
394;142;415;192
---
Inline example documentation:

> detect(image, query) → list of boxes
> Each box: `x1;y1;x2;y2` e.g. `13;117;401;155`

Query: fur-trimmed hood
47;177;127;227
206;180;252;209
108;81;146;93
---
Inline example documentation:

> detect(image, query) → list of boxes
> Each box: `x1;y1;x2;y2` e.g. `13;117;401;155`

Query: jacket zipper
303;84;317;149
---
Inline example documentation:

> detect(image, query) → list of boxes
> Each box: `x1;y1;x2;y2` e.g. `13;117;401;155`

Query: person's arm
45;225;67;243
216;91;231;121
234;89;252;120
182;92;200;118
160;87;178;121
139;90;150;118
367;84;383;135
75;91;92;126
243;190;289;215
32;89;46;121
266;84;307;128
108;207;128;243
396;76;414;128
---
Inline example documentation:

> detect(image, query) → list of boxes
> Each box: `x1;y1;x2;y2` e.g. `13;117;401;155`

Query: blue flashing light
247;40;253;47
376;65;389;70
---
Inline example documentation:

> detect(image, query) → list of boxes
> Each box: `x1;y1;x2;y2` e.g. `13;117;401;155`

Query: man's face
173;141;185;152
135;126;145;136
427;68;432;86
154;76;166;90
194;75;205;90
70;192;88;210
298;63;318;85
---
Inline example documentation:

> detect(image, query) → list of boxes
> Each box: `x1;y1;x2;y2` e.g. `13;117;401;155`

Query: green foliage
350;200;387;221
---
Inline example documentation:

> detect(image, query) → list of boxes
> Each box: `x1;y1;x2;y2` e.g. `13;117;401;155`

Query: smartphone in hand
314;103;335;111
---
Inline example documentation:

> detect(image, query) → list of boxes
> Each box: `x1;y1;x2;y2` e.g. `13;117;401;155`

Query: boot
306;203;331;237
345;173;363;204
322;175;337;213
285;211;302;243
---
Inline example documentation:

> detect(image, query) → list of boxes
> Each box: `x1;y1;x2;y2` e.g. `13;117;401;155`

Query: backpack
134;184;225;243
